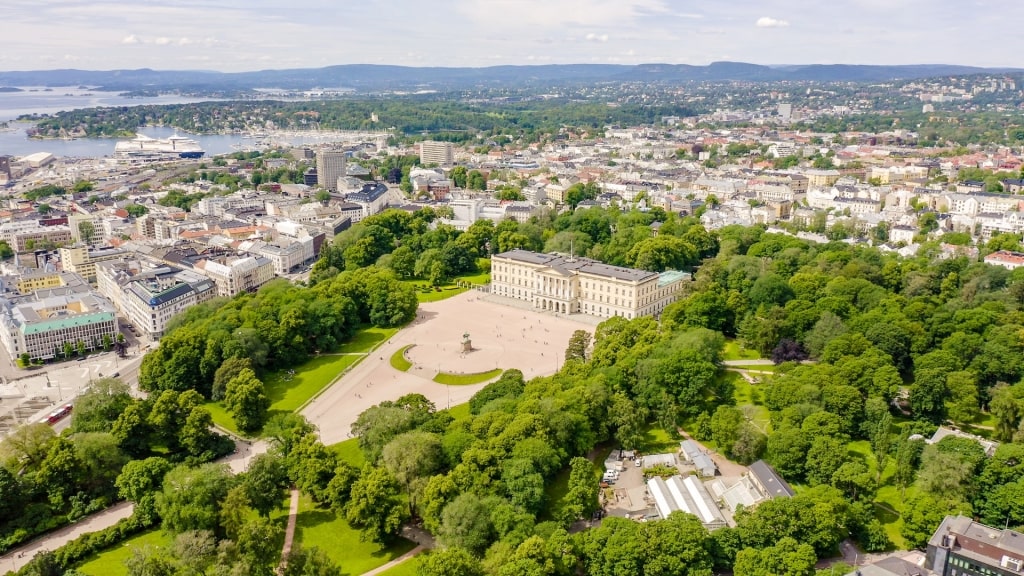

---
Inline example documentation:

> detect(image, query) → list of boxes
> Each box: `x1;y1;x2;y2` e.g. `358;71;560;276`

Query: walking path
0;502;134;573
278;488;301;573
360;545;425;576
0;438;267;573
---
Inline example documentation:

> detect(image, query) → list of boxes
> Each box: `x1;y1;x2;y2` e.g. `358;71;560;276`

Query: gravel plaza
304;290;595;445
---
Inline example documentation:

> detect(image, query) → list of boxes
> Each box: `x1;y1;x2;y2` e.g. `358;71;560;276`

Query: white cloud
154;37;171;45
756;16;790;28
585;33;609;42
121;34;140;44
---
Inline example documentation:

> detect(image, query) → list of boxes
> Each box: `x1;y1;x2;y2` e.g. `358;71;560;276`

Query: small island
0;86;24;93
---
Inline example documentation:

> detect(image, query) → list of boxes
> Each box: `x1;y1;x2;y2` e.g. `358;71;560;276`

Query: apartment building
927;515;1024;576
196;255;275;297
59;245;129;284
0;292;118;360
346;183;389;219
96;260;217;339
0;221;73;252
419;141;454;166
316;150;347;192
236;238;316;275
490;249;688;320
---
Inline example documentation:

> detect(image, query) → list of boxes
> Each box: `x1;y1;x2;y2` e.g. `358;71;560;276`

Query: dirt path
360;545;425;576
278;488;301;572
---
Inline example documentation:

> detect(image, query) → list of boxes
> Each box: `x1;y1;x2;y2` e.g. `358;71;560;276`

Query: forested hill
0;62;1020;91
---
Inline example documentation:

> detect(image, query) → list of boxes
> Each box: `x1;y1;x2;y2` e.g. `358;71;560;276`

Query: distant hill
0;62;1019;92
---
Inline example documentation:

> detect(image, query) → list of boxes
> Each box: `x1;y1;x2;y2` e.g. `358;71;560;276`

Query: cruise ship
114;133;205;162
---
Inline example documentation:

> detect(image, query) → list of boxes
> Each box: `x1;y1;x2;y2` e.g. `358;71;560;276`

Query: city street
0;346;147;439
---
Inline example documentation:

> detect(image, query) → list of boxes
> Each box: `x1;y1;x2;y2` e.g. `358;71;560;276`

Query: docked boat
114;133;205;161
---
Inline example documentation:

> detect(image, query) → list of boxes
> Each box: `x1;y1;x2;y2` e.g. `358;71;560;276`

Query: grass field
401;270;491;303
329;437;366;468
729;364;777;372
374;556;422;576
433;368;502;385
639;424;682;454
337;326;400;354
723;340;761;361
846;438;917;549
77;529;172;576
390;345;414;371
206;353;362;435
293;494;416;574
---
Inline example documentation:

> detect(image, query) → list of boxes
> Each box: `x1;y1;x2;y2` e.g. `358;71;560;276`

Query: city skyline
2;0;1018;72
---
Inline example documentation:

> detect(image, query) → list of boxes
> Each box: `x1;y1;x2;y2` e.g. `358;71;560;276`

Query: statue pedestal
462;339;473;353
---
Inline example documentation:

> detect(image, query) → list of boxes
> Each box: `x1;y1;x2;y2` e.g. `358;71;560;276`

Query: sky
1;0;1017;72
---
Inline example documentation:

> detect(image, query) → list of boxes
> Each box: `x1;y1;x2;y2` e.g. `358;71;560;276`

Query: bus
44;404;73;425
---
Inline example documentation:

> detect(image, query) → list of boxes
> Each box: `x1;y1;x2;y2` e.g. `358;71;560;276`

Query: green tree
733;537;816;576
156;463;235;534
438;493;498;554
70;377;132;433
990;383;1023;442
212;357;253;402
417;547;483;576
345;466;408;544
173;530;218;576
116;456;173;520
564;330;591;363
220;485;251;541
559;456;599;524
224;368;270;434
381;431;443;512
243;453;289;517
282;546;343;576
37;436;86;507
77;221;96;244
238;516;283;575
709;405;744;457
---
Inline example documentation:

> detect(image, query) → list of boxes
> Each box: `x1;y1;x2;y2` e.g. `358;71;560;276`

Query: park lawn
206;353;362;435
729;364;777;372
847;439;916;549
329;437;366;468
723;340;761;361
293;494;416;574
446;402;471;420
77;529;172;576
390;345;413;371
401;269;492;303
337;326;399;354
375;556;423;576
639;424;682;454
266;354;362;413
433;369;502;385
205;401;242;436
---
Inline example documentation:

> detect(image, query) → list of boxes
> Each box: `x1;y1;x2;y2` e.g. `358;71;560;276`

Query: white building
647;475;728;530
196;256;275;297
0;292;118;360
237;238;315;275
490;249;689;320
